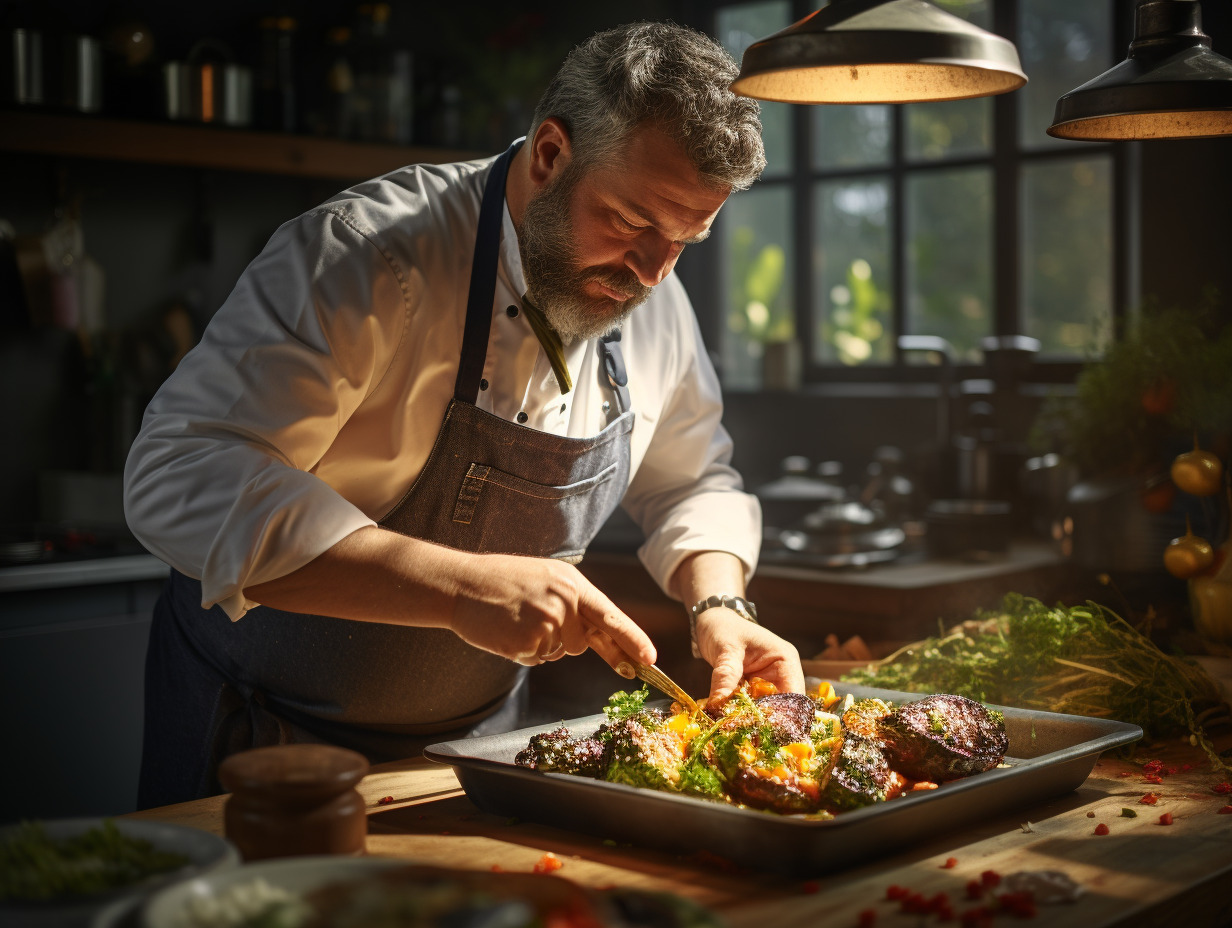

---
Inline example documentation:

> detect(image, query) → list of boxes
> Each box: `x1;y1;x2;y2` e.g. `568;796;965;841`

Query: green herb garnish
0;820;190;902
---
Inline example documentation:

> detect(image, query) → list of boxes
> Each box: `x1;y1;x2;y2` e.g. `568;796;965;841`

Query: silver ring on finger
538;641;567;661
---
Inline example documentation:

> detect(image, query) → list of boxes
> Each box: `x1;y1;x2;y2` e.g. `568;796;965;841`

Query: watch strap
688;594;759;658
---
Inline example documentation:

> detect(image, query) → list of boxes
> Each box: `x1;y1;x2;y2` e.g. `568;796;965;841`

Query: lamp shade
729;0;1026;104
1048;0;1232;141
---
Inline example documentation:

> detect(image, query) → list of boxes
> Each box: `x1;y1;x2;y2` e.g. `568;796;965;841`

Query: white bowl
0;817;239;928
142;856;407;928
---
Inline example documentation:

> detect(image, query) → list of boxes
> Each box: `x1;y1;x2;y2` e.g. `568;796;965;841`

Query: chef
124;21;805;807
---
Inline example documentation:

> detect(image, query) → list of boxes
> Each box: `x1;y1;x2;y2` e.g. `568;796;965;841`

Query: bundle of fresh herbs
842;593;1230;772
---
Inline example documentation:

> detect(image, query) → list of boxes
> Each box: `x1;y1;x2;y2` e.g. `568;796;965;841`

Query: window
708;0;1126;389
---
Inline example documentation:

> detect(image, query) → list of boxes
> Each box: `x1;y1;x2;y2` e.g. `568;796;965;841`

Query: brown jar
219;743;369;861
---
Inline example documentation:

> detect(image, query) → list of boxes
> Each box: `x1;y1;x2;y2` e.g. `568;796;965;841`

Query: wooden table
130;742;1232;928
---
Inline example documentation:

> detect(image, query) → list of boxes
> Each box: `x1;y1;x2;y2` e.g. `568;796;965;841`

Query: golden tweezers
617;659;703;717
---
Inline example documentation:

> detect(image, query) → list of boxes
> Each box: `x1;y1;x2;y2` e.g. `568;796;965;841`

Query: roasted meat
754;692;817;744
697;691;830;814
514;727;606;778
821;732;893;811
877;694;1008;782
726;767;822;814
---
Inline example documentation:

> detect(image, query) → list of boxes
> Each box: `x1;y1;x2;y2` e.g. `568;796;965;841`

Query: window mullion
993;0;1020;340
891;103;907;363
793;101;814;378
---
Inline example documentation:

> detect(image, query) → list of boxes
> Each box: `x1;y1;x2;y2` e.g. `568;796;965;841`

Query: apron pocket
451;459;623;559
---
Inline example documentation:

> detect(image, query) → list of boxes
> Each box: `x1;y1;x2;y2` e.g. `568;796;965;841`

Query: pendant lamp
1048;0;1232;141
729;0;1026;105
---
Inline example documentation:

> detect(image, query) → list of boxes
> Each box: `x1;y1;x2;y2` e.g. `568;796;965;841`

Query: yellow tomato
1163;521;1214;579
1171;441;1224;497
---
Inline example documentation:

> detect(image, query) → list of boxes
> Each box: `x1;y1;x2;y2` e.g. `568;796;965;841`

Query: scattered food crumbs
1143;775;1163;784
942;857;959;869
1120;808;1137;818
1094;823;1110;835
1217;806;1232;814
980;870;1002;888
1086;811;1095;818
1020;822;1035;834
1159;812;1174;825
377;796;394;804
886;885;909;901
1214;782;1232;794
533;852;563;874
857;908;876;928
801;880;820;894
1117;771;1132;777
1140;792;1160;805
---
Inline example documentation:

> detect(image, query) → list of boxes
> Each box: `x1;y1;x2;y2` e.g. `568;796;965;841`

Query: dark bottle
315;25;357;138
255;14;297;132
352;3;411;144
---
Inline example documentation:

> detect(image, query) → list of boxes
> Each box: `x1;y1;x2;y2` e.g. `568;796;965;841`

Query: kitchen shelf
0;109;483;180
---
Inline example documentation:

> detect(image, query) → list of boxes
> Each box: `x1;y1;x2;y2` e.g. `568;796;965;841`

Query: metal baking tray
424;684;1141;875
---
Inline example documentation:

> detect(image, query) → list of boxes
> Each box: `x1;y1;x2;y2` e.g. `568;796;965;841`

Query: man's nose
626;237;683;288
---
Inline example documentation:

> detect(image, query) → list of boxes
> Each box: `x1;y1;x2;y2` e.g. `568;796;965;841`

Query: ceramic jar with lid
219;743;369;861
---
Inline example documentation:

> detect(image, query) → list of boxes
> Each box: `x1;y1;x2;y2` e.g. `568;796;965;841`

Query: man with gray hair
125;21;804;806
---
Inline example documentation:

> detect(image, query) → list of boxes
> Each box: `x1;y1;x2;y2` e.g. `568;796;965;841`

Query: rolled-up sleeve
123;207;406;620
621;305;761;599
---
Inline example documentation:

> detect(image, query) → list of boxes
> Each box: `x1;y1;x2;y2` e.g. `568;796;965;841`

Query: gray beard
518;162;651;343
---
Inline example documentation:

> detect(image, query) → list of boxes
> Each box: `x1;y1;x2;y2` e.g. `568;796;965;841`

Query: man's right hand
450;553;656;672
244;527;655;675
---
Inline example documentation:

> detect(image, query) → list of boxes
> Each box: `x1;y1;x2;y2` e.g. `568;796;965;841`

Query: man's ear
528;117;572;189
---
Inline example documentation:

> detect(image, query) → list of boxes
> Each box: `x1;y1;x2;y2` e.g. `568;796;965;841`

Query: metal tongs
617;657;704;718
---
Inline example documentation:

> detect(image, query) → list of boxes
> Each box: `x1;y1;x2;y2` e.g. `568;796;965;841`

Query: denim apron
138;140;637;807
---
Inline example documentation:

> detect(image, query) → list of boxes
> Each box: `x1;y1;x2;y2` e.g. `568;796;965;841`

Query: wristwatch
688;594;759;658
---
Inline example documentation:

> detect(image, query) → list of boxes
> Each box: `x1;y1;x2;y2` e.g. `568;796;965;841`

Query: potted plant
1031;295;1231;640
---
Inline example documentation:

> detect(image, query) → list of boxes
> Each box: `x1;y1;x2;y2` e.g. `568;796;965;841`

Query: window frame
688;0;1138;388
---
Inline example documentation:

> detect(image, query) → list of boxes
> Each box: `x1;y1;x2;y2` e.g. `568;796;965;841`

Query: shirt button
479;378;489;391
602;401;611;414
506;305;519;318
560;403;567;413
516;411;528;423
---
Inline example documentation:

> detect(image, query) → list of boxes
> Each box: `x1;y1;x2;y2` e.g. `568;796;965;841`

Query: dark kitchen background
1;0;1230;822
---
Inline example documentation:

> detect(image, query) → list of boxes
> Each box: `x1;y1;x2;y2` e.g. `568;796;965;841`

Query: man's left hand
692;606;805;708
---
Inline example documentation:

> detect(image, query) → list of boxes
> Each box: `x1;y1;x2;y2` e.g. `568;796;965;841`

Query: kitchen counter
0;553;168;593
129;742;1232;928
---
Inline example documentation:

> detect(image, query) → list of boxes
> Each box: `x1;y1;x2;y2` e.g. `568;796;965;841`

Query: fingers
583;627;639;678
576;584;656;666
769;660;807;695
706;648;746;707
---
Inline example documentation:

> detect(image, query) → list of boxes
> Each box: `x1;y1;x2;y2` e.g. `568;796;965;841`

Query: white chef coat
123;153;761;621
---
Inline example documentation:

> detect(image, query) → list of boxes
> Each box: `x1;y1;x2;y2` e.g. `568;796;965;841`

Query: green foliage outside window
727;227;792;345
